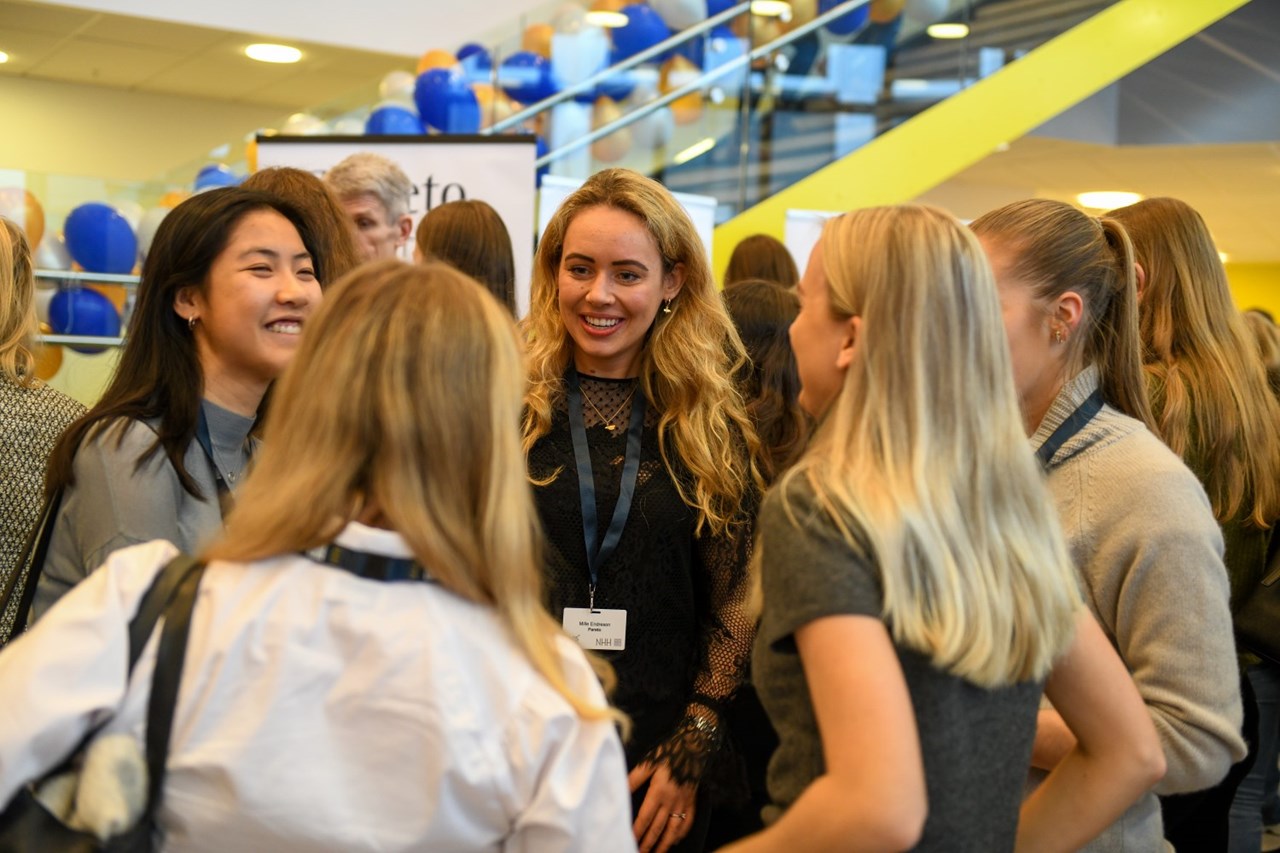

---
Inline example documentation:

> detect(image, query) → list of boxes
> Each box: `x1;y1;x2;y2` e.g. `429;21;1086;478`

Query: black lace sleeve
642;500;758;786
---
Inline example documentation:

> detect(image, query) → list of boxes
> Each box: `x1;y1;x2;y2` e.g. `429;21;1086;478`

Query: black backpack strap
139;558;206;817
127;554;203;672
0;487;64;643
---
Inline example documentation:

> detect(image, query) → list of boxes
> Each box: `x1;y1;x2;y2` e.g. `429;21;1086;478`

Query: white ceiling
0;0;416;109
916;136;1280;264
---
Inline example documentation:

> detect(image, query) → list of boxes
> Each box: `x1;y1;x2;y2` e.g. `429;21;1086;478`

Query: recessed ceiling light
584;10;628;27
927;23;969;39
244;43;302;64
751;1;792;17
1076;190;1142;209
0;51;10;64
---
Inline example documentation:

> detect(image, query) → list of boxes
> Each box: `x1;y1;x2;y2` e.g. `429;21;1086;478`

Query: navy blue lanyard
303;543;433;582
566;367;646;609
1036;389;1105;470
195;407;248;516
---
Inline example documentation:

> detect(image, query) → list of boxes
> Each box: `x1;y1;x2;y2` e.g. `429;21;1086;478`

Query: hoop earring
662;299;673;315
188;315;198;331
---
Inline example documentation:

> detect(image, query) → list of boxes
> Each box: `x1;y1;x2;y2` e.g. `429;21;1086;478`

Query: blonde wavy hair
522;168;762;533
783;206;1082;687
0;217;38;384
205;260;620;724
1109;197;1280;527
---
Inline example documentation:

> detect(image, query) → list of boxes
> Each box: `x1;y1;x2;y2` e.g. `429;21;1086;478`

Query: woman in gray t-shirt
31;188;324;620
724;206;1163;852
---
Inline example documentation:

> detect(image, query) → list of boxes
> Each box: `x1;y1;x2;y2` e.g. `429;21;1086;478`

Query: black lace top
528;375;756;786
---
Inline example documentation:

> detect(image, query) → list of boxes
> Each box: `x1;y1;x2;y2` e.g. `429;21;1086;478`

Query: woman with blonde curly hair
523;168;763;853
1109;197;1280;853
0;261;633;849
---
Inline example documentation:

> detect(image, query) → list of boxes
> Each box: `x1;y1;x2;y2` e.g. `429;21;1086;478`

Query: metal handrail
532;0;876;168
485;2;754;135
35;268;139;286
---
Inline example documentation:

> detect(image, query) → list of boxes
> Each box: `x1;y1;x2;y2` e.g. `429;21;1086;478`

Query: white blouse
0;524;635;852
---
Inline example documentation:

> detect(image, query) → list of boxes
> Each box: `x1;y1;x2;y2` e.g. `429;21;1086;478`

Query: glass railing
495;0;1117;222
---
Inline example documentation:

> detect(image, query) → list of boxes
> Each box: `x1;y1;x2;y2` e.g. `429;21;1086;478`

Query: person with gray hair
324;152;413;261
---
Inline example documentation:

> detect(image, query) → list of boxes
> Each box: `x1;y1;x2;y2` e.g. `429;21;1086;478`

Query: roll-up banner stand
255;135;537;316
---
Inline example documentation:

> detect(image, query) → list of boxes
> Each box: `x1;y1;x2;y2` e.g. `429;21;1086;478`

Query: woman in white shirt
0;260;635;852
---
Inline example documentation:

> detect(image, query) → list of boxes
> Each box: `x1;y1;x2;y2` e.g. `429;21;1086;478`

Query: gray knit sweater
1033;367;1246;852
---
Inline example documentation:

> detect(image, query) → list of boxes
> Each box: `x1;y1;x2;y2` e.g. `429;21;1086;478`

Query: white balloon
651;0;707;30
904;0;948;24
137;206;170;260
281;112;327;135
329;115;367;136
34;232;72;271
35;282;56;324
378;70;417;106
112;200;144;232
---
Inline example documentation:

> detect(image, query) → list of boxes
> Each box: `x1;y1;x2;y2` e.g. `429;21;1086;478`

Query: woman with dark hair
724;235;798;289
414;199;517;314
242;167;363;284
722;280;807;482
31;187;322;619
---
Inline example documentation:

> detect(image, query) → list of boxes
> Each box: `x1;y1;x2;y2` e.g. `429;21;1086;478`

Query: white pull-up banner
256;135;537;315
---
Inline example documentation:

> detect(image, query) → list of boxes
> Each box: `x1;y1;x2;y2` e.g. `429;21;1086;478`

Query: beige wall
0;75;286;183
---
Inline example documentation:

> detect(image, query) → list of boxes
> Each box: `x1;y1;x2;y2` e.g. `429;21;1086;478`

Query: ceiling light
0;51;9;64
674;137;715;165
244;43;302;64
585;10;628;27
1076;190;1142;210
927;23;969;39
1218;251;1230;263
751;1;792;17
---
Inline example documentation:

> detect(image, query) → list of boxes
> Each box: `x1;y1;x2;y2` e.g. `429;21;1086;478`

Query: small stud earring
662;299;673;315
1054;327;1063;344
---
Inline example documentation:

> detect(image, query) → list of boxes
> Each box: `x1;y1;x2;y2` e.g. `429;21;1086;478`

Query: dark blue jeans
1229;663;1280;852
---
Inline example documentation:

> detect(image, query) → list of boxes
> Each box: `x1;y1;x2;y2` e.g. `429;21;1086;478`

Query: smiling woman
27;188;322;622
523;168;765;853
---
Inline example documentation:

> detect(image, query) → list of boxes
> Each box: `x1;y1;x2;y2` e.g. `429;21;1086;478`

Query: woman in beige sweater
973;199;1246;852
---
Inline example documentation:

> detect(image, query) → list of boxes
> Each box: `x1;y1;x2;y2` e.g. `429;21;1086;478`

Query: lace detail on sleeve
643;503;758;785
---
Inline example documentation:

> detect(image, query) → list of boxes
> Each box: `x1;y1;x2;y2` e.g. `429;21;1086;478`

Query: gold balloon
473;83;518;130
788;0;817;27
522;23;555;58
34;322;63;381
88;283;128;313
159;190;190;208
590;0;627;12
660;55;703;125
0;188;46;250
870;0;905;23
416;49;458;75
591;97;633;162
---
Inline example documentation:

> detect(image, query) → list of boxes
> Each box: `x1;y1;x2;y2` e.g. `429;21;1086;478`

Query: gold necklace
582;384;637;431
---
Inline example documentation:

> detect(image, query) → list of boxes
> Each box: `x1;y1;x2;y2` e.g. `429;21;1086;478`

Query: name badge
562;607;627;651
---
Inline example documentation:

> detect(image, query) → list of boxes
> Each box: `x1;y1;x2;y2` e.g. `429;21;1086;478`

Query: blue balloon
706;0;735;14
414;69;482;133
457;43;492;80
365;104;424;135
500;52;559;105
194;164;239;191
614;5;672;62
49;287;122;352
821;0;870;36
601;53;637;101
63;203;138;275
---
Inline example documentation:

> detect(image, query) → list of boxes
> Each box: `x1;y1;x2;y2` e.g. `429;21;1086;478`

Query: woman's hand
629;760;698;853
